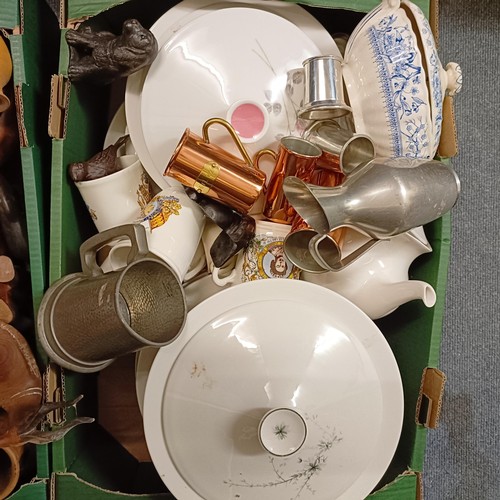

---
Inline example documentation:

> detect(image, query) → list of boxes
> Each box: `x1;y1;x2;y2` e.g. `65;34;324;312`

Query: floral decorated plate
126;0;341;190
143;279;404;500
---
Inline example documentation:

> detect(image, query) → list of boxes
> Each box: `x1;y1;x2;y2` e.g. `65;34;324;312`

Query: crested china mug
138;188;206;282
212;219;300;286
75;154;152;232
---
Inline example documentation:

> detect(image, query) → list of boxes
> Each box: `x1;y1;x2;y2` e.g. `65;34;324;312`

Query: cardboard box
1;0;58;497
0;0;58;500
44;0;450;498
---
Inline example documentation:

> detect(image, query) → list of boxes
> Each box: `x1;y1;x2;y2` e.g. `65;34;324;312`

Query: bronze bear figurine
66;19;158;85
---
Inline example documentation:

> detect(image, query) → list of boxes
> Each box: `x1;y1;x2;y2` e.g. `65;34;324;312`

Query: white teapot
301;226;436;319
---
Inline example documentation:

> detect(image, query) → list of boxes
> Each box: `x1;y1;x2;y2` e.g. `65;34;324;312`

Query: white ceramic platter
135;346;158;414
125;0;341;190
103;103;127;148
143;279;404;500
140;7;322;188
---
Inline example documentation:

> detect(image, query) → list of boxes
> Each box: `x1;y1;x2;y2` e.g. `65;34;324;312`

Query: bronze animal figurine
184;187;256;267
0;320;93;447
68;135;128;182
66;19;158;85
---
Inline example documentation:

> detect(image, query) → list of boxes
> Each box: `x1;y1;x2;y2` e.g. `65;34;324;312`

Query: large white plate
125;0;340;190
143;279;403;500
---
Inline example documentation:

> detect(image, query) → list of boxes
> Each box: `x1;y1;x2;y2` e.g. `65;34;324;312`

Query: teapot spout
374;280;436;319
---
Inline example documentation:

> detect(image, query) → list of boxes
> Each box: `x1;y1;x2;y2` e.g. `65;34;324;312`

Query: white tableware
74;154;151;232
100;235;206;280
140;7;322;187
103;103;135;153
138;188;205;282
125;0;341;190
212;219;300;286
135;272;230;414
143;279;404;500
343;0;461;159
302;226;437;319
135;346;158;414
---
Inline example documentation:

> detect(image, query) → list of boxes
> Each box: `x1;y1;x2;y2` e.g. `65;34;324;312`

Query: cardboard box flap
367;470;418;498
51;472;173;499
7;479;48;499
44;363;66;425
416;367;446;428
14;84;28;147
48;74;70;139
0;0;20;32
437;94;459;158
49;0;433;28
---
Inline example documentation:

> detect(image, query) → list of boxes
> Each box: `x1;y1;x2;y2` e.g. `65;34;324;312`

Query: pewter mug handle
79;223;150;277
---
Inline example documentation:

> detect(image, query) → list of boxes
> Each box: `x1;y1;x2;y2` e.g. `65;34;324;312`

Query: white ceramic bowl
343;0;461;159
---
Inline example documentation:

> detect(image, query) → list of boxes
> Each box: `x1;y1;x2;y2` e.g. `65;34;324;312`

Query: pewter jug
282;158;460;238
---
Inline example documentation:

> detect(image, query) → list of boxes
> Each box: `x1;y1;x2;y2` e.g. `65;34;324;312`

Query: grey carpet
423;1;500;498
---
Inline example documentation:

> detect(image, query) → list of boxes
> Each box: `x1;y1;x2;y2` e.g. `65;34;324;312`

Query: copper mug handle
202;117;256;170
253;148;277;166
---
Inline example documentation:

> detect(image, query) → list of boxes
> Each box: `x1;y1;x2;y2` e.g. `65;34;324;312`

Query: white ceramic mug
75;154;152;232
212;219;300;286
139;188;206;282
101;237;206;282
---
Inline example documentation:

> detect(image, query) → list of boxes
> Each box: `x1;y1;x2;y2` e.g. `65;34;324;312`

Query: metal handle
202;117;254;169
79;224;150;277
253;148;277;170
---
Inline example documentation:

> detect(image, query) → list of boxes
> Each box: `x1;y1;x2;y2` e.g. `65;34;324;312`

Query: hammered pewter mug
303;120;375;174
282;158;461;238
164;117;268;213
37;224;186;373
298;55;352;121
263;136;322;224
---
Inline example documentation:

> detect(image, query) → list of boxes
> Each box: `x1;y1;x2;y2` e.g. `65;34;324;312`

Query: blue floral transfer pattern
368;14;430;158
409;3;443;154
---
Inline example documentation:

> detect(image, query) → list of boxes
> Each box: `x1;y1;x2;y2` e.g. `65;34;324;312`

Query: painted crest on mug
140;195;182;230
242;237;300;281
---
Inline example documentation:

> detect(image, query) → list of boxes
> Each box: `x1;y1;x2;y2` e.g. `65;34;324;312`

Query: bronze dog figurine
66;19;157;85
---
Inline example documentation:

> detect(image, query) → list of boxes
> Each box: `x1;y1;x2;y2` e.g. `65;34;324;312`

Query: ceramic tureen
143;279;404;500
343;0;462;159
